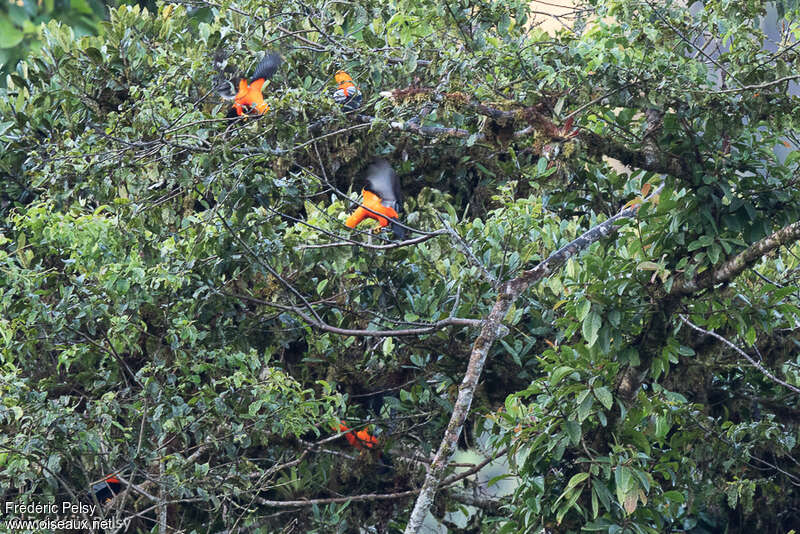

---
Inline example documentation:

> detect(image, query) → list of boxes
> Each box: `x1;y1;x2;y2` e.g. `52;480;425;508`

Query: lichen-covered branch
672;220;800;295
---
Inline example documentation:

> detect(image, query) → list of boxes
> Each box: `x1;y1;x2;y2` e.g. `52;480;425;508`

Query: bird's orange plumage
335;70;358;97
233;78;269;116
345;189;399;230
335;422;379;450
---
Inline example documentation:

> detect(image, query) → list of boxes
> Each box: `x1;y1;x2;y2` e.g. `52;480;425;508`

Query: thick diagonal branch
403;186;662;533
616;219;800;403
671;220;800;295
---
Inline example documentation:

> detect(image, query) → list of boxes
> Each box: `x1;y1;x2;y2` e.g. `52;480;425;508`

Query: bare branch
224;291;483;336
446;489;505;513
298;230;448;250
703;74;800;94
679;314;800;394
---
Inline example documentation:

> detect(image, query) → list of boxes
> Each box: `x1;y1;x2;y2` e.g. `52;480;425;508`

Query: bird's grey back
364;159;401;208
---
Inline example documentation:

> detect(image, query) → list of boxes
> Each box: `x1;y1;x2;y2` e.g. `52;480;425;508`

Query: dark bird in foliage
345;160;406;239
89;475;124;504
333;70;362;111
214;51;282;117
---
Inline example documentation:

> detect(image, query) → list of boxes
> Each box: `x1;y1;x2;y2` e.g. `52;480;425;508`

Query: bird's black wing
250;53;282;82
364;160;401;207
364;159;406;239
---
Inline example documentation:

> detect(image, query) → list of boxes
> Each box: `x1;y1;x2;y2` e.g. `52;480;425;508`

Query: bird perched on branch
214;51;282;117
89;475;124;504
333;70;362;111
334;421;379;450
345;160;406;239
331;420;395;479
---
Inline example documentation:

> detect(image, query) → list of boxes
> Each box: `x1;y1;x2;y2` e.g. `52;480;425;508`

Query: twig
299;230;448;250
223;292;483;336
679;314;800;394
437;215;498;288
216;213;325;324
703;74;800;94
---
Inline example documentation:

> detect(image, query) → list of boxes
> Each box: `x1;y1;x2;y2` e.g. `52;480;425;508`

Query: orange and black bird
345;159;406;239
214;51;282;117
334;421;379;450
89;475;124;503
333;70;362;111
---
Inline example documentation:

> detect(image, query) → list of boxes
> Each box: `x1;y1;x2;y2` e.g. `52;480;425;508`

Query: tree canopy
1;0;800;532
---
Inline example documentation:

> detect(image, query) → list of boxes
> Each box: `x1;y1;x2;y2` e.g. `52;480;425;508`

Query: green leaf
653;414;670;439
687;235;713;251
248;400;263;416
556;486;582;525
0;15;24;48
316;279;328;294
566;472;590;489
577;392;593;422
582;310;602;347
614;465;633;504
403;48;418;74
594;386;613;410
592;479;612;511
550;365;574;386
663;490;685;503
537;156;548;174
576;299;591;321
564;420;581;445
195;462;210;477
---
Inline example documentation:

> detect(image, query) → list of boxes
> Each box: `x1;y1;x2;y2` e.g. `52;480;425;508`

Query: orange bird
345;160;405;239
333;70;362;111
334;421;379;450
215;52;282;117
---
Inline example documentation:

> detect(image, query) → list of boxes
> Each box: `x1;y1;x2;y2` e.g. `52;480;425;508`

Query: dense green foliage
0;0;109;82
1;0;799;532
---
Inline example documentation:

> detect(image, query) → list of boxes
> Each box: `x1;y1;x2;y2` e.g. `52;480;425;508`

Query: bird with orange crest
333;70;362;111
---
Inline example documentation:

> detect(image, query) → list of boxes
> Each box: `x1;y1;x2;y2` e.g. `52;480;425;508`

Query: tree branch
679;314;800;394
403;185;663;533
254;447;508;508
224;292;483;336
298;230;448;250
671;220;800;295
